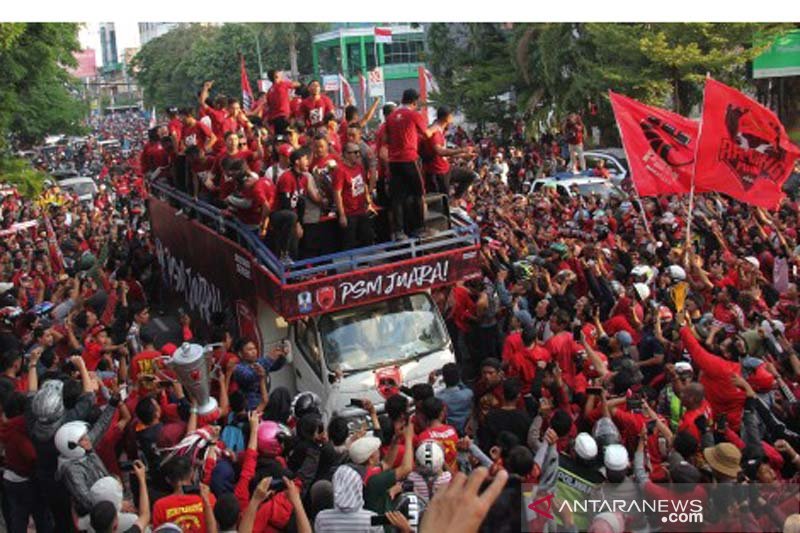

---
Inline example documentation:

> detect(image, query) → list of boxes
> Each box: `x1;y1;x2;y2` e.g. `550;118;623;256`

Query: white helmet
631;265;654;284
415;440;445;474
574;432;598;461
633;282;651;301
55;421;89;459
667;265;687;282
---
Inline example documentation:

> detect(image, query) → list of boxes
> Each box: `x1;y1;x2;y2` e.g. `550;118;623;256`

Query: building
138;23;180;46
99;23;119;68
312;24;427;105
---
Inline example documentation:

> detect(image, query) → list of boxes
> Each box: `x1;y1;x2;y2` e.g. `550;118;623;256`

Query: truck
147;181;481;427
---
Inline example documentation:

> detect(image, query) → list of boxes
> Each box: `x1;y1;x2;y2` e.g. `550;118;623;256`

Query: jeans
340;214;376;250
265;210;299;258
2;478;53;533
568;143;585;172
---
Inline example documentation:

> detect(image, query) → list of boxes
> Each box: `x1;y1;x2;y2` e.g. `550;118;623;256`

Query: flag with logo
374;27;392;44
609;91;698;197
240;55;254;112
694;77;800;209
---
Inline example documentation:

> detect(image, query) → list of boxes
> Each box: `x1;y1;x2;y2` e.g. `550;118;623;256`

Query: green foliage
0;23;86;147
427;23;793;141
0;156;48;198
132;23;329;111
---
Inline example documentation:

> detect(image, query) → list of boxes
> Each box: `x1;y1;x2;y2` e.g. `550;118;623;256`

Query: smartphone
119;461;134;472
586;387;603;396
646;419;657;433
370;515;392;526
349;398;365;409
269;479;287;492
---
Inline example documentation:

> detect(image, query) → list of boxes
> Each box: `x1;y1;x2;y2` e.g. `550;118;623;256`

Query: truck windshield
318;293;448;373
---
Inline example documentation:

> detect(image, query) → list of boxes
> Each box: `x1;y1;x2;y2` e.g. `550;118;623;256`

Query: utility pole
254;28;265;80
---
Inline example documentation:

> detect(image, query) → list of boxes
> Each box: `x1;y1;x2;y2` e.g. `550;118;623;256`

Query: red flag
240;55;254;112
609;91;698;197
694;78;800;209
339;73;355;106
374;27;392;44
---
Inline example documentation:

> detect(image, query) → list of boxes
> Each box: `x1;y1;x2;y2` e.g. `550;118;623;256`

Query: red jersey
182;121;213;151
267;80;294;120
333;161;368;216
290;96;304;121
386;107;428;163
168;118;183;146
276;170;309;212
415;424;459;468
140;141;170;175
544;331;584;389
424;128;450;175
237;178;275;225
302;95;335;129
375;122;389;178
153;493;216;533
451;285;476;333
130;349;161;382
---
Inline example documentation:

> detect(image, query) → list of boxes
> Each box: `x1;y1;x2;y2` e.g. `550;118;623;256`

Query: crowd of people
0;68;800;533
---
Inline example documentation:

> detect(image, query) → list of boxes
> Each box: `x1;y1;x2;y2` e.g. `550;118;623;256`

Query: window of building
346;42;362;77
383;38;424;65
318;46;340;76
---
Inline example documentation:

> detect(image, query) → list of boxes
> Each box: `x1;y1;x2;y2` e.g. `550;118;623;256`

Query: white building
138;23;179;46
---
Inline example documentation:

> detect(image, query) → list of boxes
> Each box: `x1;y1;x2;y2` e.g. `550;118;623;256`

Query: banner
609;91;697;197
240;55;254;111
374;27;392;44
322;74;340;92
368;67;385;99
694;78;800;209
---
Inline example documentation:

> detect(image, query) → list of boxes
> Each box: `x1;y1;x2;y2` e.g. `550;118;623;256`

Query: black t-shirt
481;407;532;449
637;330;664;383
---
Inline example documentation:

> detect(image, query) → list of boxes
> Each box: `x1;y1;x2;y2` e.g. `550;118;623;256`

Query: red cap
161;342;178;356
278;144;293;159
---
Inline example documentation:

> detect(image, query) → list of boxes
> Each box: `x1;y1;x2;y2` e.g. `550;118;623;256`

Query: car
528;176;628;200
56;177;98;205
98;139;121;152
583;148;629;185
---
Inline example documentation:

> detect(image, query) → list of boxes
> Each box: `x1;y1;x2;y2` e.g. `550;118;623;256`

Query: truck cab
148;180;481;424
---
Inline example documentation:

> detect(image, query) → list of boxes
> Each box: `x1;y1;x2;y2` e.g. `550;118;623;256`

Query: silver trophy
158;342;218;416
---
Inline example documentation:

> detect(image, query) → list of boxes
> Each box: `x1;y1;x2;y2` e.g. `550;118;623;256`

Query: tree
0;23;86;148
132;23;330;111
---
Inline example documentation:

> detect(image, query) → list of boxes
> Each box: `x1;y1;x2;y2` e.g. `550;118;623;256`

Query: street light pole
254;29;265;80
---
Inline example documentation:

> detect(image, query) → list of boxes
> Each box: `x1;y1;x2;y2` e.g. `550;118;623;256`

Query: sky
78;22;141;67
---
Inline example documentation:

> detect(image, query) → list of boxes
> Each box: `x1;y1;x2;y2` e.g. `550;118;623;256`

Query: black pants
341;214;376;250
388;162;425;236
2;478;53;533
271;116;290;137
266;210;299;258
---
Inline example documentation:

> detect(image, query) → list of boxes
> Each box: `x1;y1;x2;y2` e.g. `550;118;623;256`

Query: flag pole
684;74;709;266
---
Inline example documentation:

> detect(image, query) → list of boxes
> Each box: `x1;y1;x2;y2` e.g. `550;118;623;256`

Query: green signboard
753;29;800;79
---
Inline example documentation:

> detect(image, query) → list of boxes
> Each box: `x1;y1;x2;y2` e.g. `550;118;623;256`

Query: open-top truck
147;180;481;427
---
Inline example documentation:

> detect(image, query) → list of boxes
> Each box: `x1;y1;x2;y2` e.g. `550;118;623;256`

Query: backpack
220;414;247;453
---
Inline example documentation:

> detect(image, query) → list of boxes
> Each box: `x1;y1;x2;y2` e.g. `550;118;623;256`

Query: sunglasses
345;150;360;155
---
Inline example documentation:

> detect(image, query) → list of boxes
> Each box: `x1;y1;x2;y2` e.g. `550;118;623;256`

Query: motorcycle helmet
392;492;427;532
55;420;90;459
257;420;291;456
31;380;65;424
292;391;321;419
415;440;445;475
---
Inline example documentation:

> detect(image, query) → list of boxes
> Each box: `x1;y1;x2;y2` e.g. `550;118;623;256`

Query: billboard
69;49;97;79
753;29;800;79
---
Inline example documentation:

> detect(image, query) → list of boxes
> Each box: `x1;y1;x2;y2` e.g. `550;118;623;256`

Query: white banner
368;67;385;98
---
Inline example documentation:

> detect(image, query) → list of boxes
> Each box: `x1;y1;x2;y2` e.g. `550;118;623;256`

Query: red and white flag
148;106;156;129
374;27;392;44
609;91;698;197
240;55;254;111
339;73;355;107
694;78;800;209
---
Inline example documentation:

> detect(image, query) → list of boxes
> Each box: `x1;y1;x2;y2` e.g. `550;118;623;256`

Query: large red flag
694;78;800;209
240;55;254;112
609;91;698;197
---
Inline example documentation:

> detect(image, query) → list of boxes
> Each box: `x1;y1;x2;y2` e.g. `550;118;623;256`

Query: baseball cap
744;256;760;269
575;432;598;460
0;282;13;295
604;444;629;471
674;361;693;376
349;436;381;464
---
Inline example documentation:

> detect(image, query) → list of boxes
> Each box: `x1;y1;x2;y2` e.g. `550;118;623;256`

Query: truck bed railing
149;180;480;285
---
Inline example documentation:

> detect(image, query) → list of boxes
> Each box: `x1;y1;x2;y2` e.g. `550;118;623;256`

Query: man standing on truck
382;89;432;240
333;142;377;250
266;69;302;137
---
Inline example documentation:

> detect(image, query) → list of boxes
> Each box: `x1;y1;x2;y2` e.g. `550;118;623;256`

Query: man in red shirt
374;102;397;208
166;106;183;149
423;105;474;195
153;455;215;533
338;99;381;146
301;79;335;132
180;108;217;155
382;89;432;239
140;127;170;178
415;397;460;471
227;164;275;233
266;69;301;136
333;142;376;250
129;332;161;384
